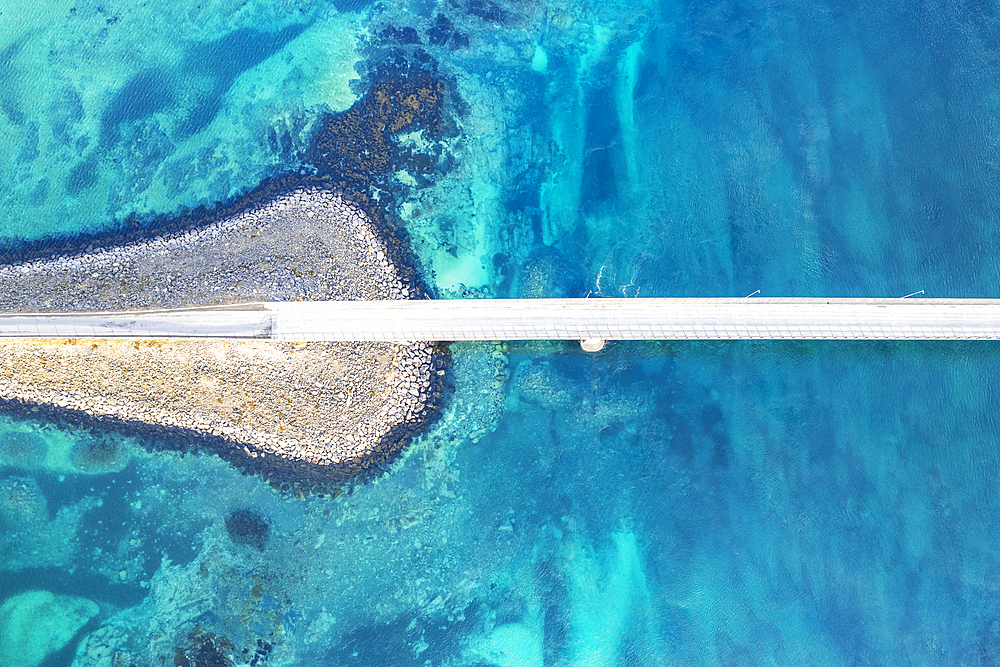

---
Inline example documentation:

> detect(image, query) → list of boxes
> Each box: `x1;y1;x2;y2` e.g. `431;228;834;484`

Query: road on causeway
2;298;1000;342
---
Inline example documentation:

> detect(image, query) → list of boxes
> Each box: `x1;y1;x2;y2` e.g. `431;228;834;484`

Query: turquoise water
2;0;1000;664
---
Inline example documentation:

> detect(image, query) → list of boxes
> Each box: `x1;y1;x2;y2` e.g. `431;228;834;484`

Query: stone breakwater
0;186;443;484
0;338;441;481
0;185;415;309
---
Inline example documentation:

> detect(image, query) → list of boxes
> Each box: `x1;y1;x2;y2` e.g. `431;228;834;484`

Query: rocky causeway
0;185;444;485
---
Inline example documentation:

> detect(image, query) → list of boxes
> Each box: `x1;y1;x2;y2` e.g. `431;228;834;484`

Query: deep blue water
2;0;1000;665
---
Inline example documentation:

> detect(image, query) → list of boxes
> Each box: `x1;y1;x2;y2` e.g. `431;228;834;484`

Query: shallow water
2;0;1000;665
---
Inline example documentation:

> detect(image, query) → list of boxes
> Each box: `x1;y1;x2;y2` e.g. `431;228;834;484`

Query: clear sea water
1;0;1000;664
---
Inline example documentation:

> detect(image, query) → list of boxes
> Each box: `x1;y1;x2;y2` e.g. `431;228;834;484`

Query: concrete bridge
2;298;1000;349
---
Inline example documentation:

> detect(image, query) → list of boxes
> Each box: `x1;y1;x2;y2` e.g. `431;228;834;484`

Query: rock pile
0;186;443;483
0;185;412;310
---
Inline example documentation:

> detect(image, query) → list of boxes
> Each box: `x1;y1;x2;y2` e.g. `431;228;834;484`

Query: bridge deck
2;298;1000;341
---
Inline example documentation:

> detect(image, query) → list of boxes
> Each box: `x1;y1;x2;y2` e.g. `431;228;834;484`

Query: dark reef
224;508;271;552
69;437;128;473
427;13;471;50
307;52;458;216
174;628;238;667
173;626;274;667
464;0;516;25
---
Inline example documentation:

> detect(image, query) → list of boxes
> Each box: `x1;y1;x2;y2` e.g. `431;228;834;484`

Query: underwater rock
379;25;421;45
463;0;515;25
69;437;129;474
512;246;583;299
173;629;237;667
0;590;99;667
224;508;271;551
513;363;572;409
0;431;47;468
427;13;470;50
308;62;453;213
0;475;47;528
